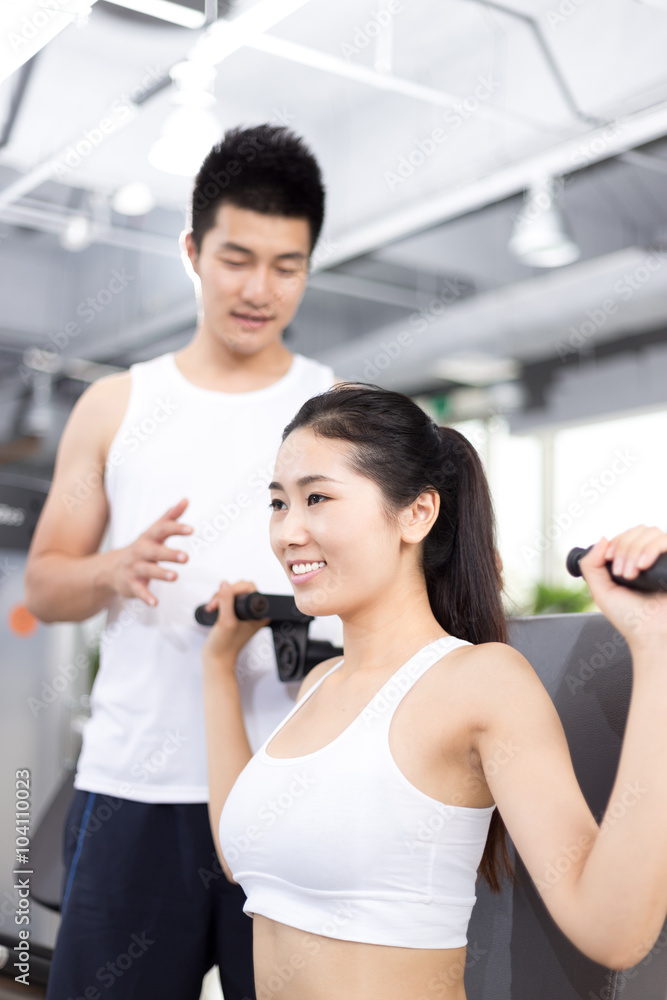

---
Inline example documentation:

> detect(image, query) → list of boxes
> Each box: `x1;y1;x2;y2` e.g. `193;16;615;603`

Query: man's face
185;203;311;356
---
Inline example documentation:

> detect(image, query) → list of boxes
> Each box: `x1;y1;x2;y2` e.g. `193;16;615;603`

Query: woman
202;384;667;1000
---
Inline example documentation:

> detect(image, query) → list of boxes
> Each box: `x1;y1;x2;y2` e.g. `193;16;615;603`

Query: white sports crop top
219;637;495;949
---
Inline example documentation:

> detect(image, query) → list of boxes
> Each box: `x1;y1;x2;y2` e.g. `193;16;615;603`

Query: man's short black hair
190;124;325;254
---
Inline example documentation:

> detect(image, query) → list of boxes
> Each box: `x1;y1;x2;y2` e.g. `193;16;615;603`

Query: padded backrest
466;612;667;1000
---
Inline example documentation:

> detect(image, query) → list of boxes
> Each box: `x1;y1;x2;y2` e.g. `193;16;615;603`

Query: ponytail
422;425;512;891
424;426;507;646
283;384;514;890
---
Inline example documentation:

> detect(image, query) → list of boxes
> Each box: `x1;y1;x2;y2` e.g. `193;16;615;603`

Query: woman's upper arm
474;645;599;923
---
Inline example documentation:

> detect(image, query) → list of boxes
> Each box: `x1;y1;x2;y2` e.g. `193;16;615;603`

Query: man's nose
241;265;271;306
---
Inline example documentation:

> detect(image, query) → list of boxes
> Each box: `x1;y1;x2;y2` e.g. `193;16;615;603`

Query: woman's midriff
252;914;469;1000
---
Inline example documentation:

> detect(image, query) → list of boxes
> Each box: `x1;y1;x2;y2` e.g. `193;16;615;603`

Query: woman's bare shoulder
435;640;544;706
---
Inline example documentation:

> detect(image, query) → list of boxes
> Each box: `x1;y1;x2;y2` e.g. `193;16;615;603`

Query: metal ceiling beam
0;199;180;256
321;101;667;269
0;0;314;211
308;271;423;310
242;32;561;135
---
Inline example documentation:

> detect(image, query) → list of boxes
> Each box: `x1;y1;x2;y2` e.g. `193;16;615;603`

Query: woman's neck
337;577;447;679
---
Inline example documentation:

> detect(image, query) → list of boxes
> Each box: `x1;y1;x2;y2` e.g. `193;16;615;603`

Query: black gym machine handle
194;592;343;683
566;546;667;593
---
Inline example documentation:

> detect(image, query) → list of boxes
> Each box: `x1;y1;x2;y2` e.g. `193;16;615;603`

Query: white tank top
219;637;495;949
75;352;338;803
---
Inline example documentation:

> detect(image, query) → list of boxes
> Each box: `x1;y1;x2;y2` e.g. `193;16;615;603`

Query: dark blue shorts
46;790;255;1000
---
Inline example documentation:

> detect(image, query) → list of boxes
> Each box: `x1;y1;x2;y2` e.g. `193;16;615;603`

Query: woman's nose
275;507;309;549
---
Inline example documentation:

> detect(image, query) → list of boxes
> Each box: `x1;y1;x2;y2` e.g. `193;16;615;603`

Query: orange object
9;605;38;638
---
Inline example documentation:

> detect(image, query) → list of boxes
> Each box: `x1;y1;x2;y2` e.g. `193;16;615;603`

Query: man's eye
307;493;328;505
222;259;245;267
269;499;286;511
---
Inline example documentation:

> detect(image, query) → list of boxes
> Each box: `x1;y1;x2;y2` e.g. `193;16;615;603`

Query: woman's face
269;428;404;619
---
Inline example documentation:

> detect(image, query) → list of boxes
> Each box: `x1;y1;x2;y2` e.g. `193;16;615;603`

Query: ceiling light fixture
60;214;94;251
148;61;221;176
509;176;580;268
112;182;156;216
434;353;520;387
104;0;206;28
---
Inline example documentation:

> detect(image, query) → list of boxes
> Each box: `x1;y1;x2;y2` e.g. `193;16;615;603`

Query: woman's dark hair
190;124;325;253
283;383;513;891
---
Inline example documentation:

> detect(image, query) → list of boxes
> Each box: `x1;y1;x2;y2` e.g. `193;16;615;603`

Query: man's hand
109;498;193;606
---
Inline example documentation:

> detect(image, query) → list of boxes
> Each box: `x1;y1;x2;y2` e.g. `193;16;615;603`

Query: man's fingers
163;498;189;520
141;542;188;565
135;561;179;583
132;580;157;606
151;519;193;541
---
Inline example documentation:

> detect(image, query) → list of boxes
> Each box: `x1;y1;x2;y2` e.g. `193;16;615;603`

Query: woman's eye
307;493;328;506
269;498;286;511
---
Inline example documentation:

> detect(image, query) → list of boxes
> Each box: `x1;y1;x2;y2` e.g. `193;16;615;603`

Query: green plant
527;582;594;616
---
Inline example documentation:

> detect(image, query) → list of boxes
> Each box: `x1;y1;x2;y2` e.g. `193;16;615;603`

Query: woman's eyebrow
268;475;341;491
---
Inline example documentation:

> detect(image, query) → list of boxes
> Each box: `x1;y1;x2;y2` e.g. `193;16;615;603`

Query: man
26;124;337;1000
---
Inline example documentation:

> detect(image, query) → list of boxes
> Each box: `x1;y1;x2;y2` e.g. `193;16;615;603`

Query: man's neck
175;325;294;394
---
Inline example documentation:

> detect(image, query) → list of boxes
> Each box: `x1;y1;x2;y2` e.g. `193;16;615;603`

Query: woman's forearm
573;639;667;967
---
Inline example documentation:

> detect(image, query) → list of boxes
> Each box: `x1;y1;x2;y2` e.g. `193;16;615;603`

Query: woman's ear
399;489;440;544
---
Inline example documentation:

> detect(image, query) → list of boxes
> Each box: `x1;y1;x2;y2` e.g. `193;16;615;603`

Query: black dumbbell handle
566;546;667;593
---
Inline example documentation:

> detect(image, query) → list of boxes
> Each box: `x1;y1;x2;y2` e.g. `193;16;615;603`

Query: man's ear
181;230;199;271
400;489;440;544
180;230;201;285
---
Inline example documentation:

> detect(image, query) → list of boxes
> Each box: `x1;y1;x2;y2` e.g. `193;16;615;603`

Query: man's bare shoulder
76;370;131;409
67;371;132;454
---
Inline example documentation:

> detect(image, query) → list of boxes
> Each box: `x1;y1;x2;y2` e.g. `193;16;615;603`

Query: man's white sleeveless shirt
74;352;338;803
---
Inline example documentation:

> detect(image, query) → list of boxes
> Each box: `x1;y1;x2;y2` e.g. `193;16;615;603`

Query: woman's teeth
291;561;326;575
